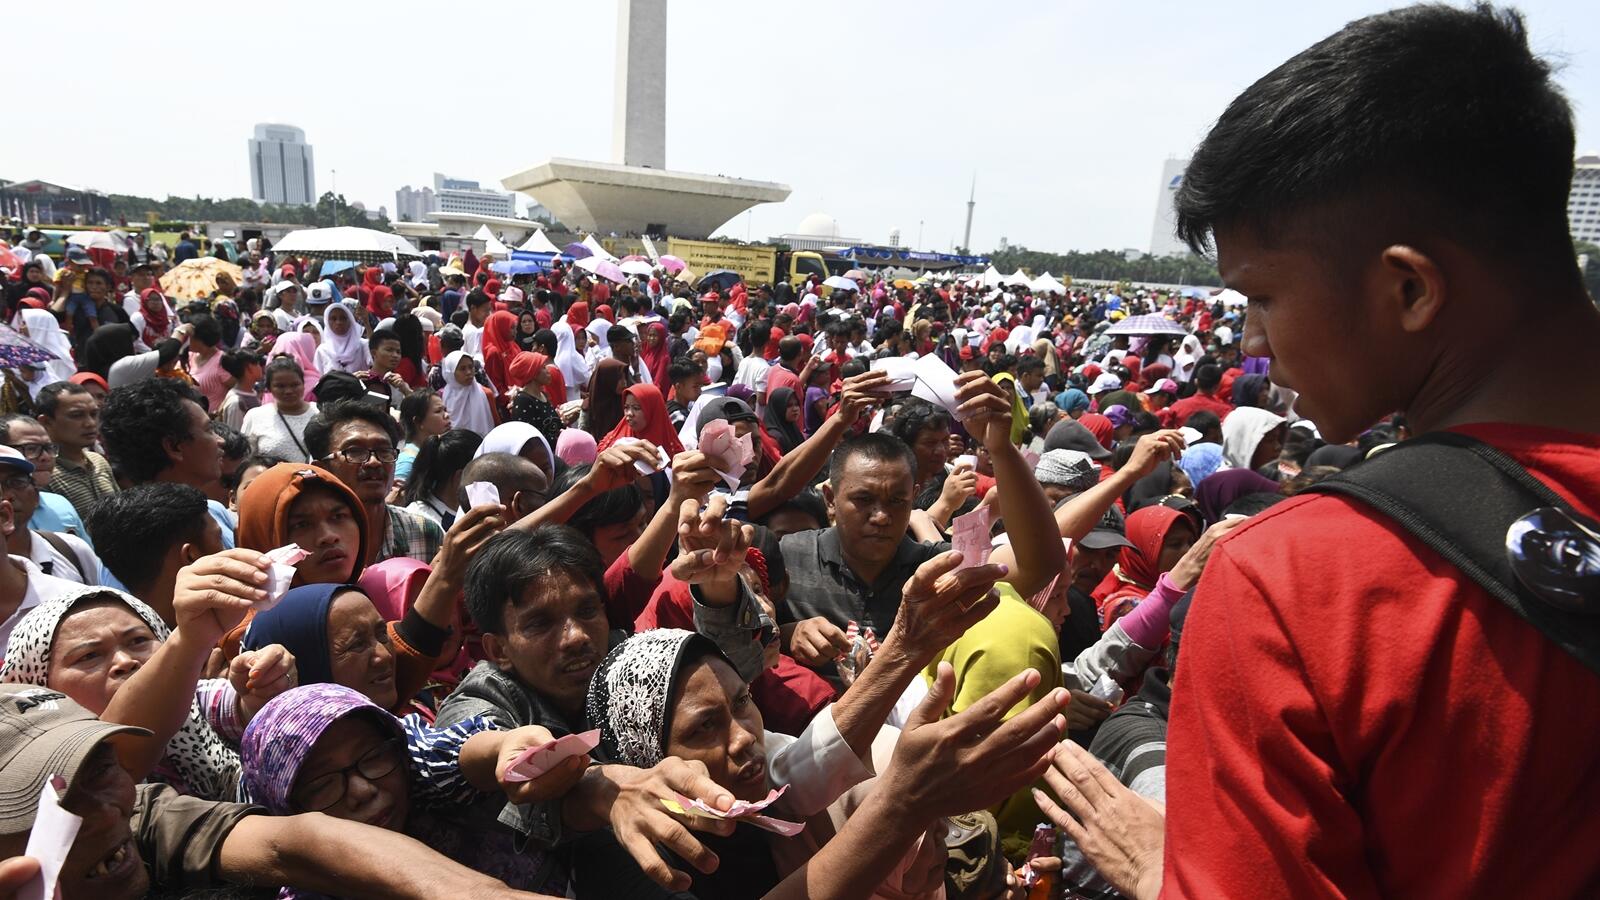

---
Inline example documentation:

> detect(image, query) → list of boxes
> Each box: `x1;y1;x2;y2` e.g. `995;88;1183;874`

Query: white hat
1090;372;1122;394
306;281;333;304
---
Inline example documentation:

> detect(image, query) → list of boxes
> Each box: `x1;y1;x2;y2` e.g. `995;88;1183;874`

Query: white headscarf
551;321;590;402
18;309;76;387
475;421;555;474
313;301;372;374
584;318;612;368
441;351;495;436
1172;334;1205;383
1222;407;1287;470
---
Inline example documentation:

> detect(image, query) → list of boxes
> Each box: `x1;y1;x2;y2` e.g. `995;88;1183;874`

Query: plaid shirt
379;504;443;565
46;450;119;520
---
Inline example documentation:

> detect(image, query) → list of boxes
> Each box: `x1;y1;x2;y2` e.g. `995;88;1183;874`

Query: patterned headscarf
240;683;402;814
0;586;240;800
586;628;725;768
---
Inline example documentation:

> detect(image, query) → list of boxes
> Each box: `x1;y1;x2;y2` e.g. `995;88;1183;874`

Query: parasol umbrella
1217;289;1248;308
0;323;66;368
272;226;423;263
1105;313;1189;337
317;260;357;277
160;257;246;301
620;255;650;264
844;269;868;282
0;243;21;271
822;275;859;292
658;255;686;275
697;270;742;292
563;242;593;260
575;256;626;284
892;279;916;290
67;230;132;253
491;260;547;276
619;259;655;277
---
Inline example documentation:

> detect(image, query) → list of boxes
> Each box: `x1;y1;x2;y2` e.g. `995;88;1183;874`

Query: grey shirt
778;527;950;635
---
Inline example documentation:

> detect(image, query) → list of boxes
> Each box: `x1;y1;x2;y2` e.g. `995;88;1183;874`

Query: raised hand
885;550;1007;666
1033;740;1166;900
1124;429;1188;480
953;371;1013;450
172;549;270;647
231;644;298;721
669;494;754;587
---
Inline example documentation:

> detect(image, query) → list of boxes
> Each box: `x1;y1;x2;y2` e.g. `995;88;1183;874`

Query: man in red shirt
1163;364;1233;425
1037;5;1600;898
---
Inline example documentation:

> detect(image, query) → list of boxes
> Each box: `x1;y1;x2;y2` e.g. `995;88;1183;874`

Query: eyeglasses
6;442;57;461
324;447;399;466
0;474;34;493
291;738;405;812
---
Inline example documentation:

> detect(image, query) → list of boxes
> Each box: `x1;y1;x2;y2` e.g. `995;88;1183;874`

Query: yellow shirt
54;267;86;294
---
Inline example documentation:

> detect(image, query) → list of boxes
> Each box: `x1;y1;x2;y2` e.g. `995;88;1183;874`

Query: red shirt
1165;391;1233;426
1164;423;1600;898
764;364;802;402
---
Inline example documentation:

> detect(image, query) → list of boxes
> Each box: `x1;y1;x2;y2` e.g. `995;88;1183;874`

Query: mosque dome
794;212;840;238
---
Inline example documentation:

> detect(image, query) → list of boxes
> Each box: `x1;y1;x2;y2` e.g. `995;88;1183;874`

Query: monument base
501;158;790;239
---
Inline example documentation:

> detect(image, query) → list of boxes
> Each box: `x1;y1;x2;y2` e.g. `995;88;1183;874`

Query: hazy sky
7;0;1597;254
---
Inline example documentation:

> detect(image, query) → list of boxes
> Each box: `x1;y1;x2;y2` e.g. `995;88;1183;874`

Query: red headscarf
762;326;785;361
480;311;520;401
138;288;170;348
366;285;394;320
1092;505;1194;631
594;304;615;324
509;351;564;407
597;383;683;457
484;278;502;300
1079;413;1114;449
566;302;591;329
638;321;671;387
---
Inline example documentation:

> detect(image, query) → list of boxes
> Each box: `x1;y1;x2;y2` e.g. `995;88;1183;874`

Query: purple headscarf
239;683;402;814
1194;468;1279;525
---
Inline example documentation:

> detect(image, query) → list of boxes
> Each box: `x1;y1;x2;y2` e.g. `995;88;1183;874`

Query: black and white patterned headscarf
0;585;241;800
586;628;725;768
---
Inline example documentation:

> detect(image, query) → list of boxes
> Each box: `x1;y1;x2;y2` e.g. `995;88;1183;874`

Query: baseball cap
1089;372;1122;394
0;446;35;476
306;282;334;305
696;397;758;434
1035;449;1099;491
1102;404;1133;429
64;246;91;265
1144;378;1179;396
958;345;975;361
0;685;150;834
1076;504;1135;552
1043;419;1112;461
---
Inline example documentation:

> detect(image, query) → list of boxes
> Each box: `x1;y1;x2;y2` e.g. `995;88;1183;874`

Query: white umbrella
1217;289;1248;308
1003;269;1031;287
68;230;132;253
272;226;423;263
619;259;655;277
519;229;562;254
822;275;859;292
581;235;617;262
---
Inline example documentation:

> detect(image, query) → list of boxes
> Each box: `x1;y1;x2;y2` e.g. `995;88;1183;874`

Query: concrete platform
501;157;790;239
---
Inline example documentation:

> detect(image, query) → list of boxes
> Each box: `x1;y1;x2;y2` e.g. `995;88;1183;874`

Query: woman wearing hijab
313;301;372;375
584;357;629;439
762;387;806;455
264;331;323;402
479;310;520;404
514;309;541;352
1221;406;1288;472
392;314;429;388
551;320;590;402
16;308;76;387
1092;505;1198;632
639;320;672;387
78;323;137;379
556;428;598;466
565;301;591;330
131;287;173;351
584;317;612;368
1230;372;1272;410
1193;468;1280;525
1054;387;1091;419
597;382;683;458
1122;461;1194;512
476;421;558;482
505;352;564;449
440;350;497;437
990;373;1033;446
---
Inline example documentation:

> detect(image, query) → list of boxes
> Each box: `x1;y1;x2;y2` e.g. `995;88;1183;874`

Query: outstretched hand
885;550;1007;667
669;494;754;589
1033;740;1165;900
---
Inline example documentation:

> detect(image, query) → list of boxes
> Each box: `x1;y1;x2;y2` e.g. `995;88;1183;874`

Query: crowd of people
0;4;1595;898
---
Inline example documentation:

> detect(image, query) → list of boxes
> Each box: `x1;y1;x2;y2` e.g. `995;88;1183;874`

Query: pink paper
259;544;309;611
669;785;806;836
950;506;994;571
1027;574;1061;610
698;419;755;490
503;729;600;783
21;775;80;900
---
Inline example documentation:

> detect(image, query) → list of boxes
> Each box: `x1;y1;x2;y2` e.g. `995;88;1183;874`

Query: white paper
21;776;81;900
259;544;309;611
868;358;919;394
1090;671;1124;706
911;353;965;420
464;481;501;509
953;454;978;472
616;438;671;475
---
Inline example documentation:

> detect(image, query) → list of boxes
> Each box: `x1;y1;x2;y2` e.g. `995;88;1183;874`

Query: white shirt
25;532;99;586
1;556;77;657
463;322;484;360
242;402;320;463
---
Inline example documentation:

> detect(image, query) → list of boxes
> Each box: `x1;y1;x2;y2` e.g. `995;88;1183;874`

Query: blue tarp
838;246;990;266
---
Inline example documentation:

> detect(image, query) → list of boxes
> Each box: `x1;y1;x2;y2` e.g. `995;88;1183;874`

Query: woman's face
784;394;801;424
452;357;477;386
573;329;588;352
911;426;951;481
519;314;538;335
291;714;410;830
622;394;646;432
230;462;271;512
421;395;451;436
1251;425;1286;470
1156;521;1198;574
268;369;304;407
326;590;398;710
642;327;661;347
328;307;352;336
285;487;361;585
47;600;158;716
665;656;769;803
143;293;164;315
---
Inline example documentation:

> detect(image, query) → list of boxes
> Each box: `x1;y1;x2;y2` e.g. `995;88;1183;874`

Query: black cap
1076;505;1134;551
1044;419;1112;461
696;397;758;434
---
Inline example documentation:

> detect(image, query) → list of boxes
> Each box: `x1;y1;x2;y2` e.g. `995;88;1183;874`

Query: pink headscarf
264;331;322;402
556;428;597;466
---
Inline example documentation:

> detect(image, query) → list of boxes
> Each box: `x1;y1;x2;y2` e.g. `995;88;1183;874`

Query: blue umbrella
563;242;594;260
319;259;357;276
491;260;548;275
697;269;741;292
0;324;63;368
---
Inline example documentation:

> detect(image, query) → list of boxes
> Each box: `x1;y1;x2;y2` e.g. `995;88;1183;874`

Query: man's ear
481;631;515;674
1376;245;1448;334
179;541;202;566
821;481;836;518
163;435;186;467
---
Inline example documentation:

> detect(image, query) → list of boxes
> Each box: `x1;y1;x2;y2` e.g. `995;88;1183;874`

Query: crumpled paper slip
698;419;755;491
21;775;81;900
952;454;978;472
868;358;919;394
1089;671;1124;706
950;506;995;572
503;729;601;783
259;544;309;611
464;481;501;509
661;785;805;837
615;438;672;475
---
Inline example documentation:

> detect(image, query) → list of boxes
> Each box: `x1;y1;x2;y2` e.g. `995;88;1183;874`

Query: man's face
49;744;149;899
486;572;608;720
44;392;100;451
611;337;635;365
6;420;56;483
130;271;154;292
371;338;401;373
825;455;915;567
167;401;223;485
1071;544;1121;592
285;487;362;585
1213;225;1398;443
324;420;395;506
1021;370;1044;392
1;465;39;523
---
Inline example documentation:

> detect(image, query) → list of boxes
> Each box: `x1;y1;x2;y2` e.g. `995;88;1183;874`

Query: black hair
465;525;605;636
1174;4;1577;281
1222;491;1286;518
100;379;205;484
369;330;401;353
220;350;262;381
1016;356;1046;376
210;420;249;462
188;314;222;348
1129;411;1162;437
399;388;439;443
668;311;690;333
667;358;702;384
1281;427;1323;468
555;464;644;540
777;336;802;363
1183;410;1222;439
304;399;403;462
606;325;634;345
465;289;492;309
757;487;829;533
263;356;304;389
1193;364;1222;392
829;432;917;489
839;358;868;380
0;414;37;442
33;381;89;418
1357;423;1402;457
403;428;484;505
87;482;209;594
887;399;951;448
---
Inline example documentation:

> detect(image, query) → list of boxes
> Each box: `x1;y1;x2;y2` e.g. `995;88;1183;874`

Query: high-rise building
1149;158;1190;257
248;124;316;206
394;185;437;222
1568;155;1600;245
432;173;515;218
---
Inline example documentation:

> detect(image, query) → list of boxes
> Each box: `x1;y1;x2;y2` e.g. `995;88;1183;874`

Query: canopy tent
1217;289;1249;308
519;229;563;254
981;266;1004;287
581;235;617;262
272;226;424;263
1003;269;1032;288
1031;272;1067;295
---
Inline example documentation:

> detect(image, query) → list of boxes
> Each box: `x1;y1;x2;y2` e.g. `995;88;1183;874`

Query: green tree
987;246;1220;287
105;192;391;232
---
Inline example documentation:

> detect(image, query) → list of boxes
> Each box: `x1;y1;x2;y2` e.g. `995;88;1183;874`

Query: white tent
981;265;1004;287
518;229;562;254
472;224;495;242
1031;272;1067;295
581;234;617;262
1003;269;1032;287
1218;289;1248;308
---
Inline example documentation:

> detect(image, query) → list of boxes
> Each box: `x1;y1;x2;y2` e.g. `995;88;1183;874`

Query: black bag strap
1305;431;1599;675
34;530;90;584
